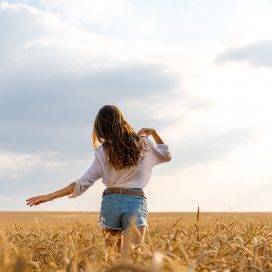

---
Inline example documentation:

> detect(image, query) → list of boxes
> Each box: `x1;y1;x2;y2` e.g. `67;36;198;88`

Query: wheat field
1;212;272;271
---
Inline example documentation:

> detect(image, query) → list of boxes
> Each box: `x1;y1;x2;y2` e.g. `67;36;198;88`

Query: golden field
1;212;272;271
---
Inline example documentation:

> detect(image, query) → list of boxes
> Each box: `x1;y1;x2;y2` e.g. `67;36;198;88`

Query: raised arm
137;128;164;144
138;128;172;164
26;182;76;207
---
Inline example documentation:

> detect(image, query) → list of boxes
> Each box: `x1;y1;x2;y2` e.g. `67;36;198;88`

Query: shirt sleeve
68;151;102;198
147;137;172;165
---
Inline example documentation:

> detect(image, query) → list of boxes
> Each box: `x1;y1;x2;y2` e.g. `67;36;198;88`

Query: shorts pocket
100;195;122;229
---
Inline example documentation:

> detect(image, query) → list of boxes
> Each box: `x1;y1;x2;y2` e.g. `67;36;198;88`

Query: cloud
0;149;91;194
0;2;182;158
0;150;61;178
0;2;120;71
41;0;129;24
1;0;129;24
1;0;271;212
128;22;154;36
0;64;180;156
215;40;272;67
173;128;254;168
0;2;253;169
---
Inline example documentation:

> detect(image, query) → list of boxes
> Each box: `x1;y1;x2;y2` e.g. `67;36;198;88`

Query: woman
26;105;171;250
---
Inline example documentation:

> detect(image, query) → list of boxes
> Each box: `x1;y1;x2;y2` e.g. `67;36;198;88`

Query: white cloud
0;150;59;178
41;0;129;25
215;40;272;67
128;21;154;36
148;136;272;212
0;2;128;74
0;150;90;180
1;0;272;211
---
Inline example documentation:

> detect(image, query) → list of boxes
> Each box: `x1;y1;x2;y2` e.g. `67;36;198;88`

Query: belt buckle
119;188;123;195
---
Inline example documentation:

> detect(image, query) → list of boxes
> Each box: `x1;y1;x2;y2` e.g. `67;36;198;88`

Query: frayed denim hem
98;221;148;232
98;221;123;231
120;223;148;233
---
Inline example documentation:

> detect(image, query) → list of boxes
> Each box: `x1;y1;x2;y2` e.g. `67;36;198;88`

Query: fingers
26;197;36;202
137;128;149;135
138;128;155;137
137;130;145;136
26;196;42;206
137;129;145;135
26;200;36;206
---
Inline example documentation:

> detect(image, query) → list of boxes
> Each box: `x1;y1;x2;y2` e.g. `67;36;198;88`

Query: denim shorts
99;188;148;231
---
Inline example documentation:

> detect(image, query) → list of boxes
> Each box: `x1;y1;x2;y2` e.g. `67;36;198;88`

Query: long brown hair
92;105;145;170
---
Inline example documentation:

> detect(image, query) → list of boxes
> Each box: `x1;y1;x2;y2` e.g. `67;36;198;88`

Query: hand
137;128;156;137
138;128;164;144
26;194;53;207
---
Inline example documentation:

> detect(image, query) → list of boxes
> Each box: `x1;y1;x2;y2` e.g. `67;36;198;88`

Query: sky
1;0;272;212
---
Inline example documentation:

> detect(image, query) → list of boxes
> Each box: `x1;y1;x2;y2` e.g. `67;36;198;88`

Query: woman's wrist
151;129;157;136
151;130;164;144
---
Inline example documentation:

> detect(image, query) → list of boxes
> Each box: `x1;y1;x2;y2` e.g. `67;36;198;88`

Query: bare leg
133;226;146;246
123;226;147;249
103;229;123;251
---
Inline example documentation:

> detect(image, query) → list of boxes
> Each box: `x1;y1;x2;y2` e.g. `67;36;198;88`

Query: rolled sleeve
148;138;172;165
68;152;102;198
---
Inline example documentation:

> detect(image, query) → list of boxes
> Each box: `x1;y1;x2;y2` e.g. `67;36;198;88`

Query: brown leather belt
103;188;145;198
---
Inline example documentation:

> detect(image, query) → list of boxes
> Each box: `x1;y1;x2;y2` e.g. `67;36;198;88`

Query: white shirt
68;136;171;198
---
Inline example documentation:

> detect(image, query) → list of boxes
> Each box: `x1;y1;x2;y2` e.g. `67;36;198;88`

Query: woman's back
98;136;171;188
69;136;171;198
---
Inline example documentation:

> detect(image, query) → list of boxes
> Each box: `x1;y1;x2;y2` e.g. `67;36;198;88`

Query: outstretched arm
27;150;103;206
26;182;76;207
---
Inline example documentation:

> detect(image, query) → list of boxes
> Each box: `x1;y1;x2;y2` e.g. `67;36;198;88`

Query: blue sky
1;0;272;211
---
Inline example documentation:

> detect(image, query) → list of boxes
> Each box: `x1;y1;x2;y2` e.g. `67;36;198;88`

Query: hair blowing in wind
92;105;145;170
